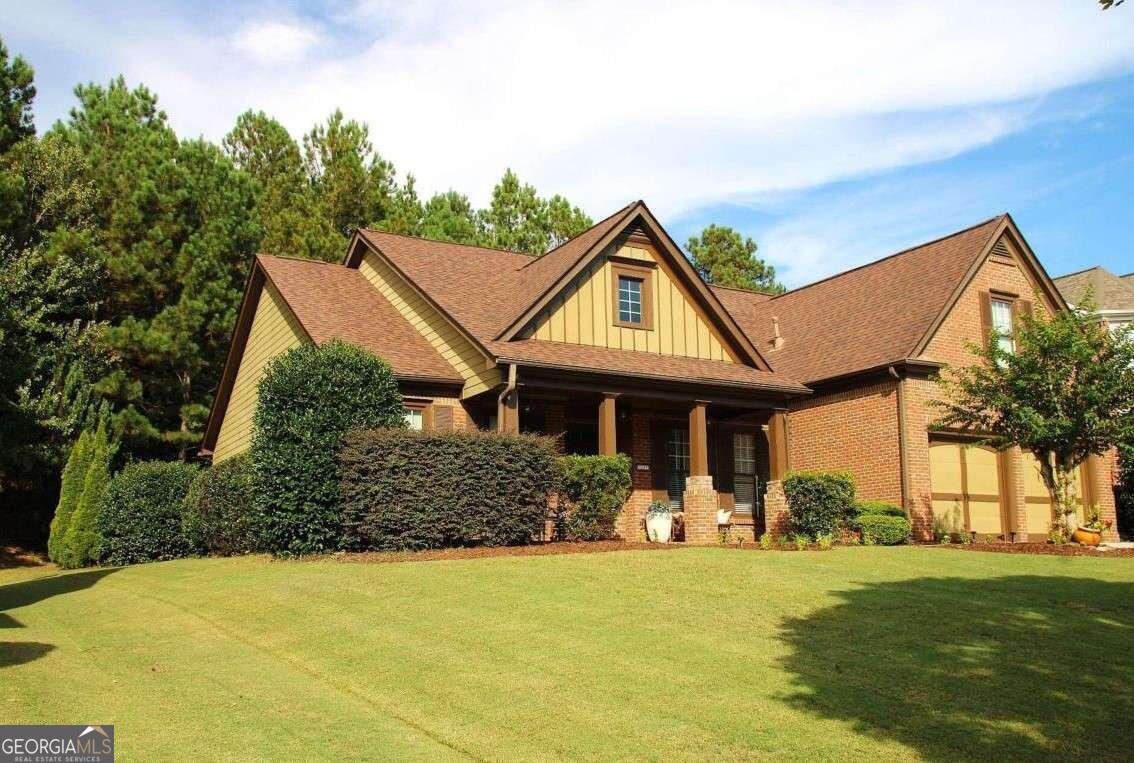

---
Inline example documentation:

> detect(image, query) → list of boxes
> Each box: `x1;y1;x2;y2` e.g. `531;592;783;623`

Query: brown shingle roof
356;203;638;341
258;254;462;384
484;339;809;393
721;216;1006;384
1053;266;1134;312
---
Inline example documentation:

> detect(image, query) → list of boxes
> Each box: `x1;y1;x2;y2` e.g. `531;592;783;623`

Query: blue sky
5;1;1133;287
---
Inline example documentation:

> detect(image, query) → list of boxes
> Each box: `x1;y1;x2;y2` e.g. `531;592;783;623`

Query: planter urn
646;511;673;543
1072;527;1102;547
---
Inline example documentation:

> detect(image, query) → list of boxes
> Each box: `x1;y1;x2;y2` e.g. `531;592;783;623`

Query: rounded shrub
855;500;906;518
855;514;911;545
783;470;856;538
183;453;257;556
98;460;199;565
557;454;632;541
251;340;404;556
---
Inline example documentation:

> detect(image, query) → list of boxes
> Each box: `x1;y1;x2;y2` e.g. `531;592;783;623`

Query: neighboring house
201;202;1120;542
1053;265;1134;335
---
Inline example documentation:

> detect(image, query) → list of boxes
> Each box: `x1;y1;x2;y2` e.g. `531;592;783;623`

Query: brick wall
788;380;903;505
615;409;655;542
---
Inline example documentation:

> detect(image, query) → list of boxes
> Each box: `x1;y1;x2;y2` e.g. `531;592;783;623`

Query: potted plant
645;500;674;543
1072;506;1110;547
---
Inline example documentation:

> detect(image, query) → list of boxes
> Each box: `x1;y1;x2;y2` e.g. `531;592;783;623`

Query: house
1053;265;1134;335
201;202;1120;543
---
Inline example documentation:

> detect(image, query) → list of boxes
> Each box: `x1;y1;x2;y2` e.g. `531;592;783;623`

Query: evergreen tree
686;224;785;294
480;169;592;254
48;427;93;561
58;416;114;568
419;190;484;245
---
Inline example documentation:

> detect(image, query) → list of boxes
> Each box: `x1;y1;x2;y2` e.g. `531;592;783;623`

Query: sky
5;0;1133;287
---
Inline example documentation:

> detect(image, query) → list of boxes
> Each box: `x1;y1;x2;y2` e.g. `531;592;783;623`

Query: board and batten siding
521;243;737;362
212;283;307;463
356;250;501;397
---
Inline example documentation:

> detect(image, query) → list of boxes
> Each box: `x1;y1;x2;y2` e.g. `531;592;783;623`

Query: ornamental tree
934;292;1134;527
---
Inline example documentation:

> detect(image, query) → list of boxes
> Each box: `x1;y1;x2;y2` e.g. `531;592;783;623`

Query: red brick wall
615;409;655;541
787;380;903;505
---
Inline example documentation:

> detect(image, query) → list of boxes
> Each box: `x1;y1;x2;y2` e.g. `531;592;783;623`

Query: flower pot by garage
1072;527;1102;547
646;504;673;543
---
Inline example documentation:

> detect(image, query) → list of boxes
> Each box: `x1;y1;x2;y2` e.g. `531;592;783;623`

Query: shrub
98;461;199;565
48;429;94;562
783;470;856;538
251;341;404;555
183;454;257;555
792;533;810;551
759;532;774;550
855;514;911;546
855;500;905;518
816;532;835;550
557;454;632;541
58;420;115;568
340;429;560;550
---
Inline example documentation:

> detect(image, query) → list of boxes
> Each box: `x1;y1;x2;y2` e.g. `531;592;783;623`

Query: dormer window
610;260;654;330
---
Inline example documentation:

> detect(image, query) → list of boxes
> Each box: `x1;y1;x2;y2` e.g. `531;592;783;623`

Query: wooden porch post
498;365;520;434
689;401;709;477
767;409;789;481
598;393;619;455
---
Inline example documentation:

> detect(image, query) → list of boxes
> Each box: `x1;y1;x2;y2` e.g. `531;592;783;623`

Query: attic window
991;297;1015;354
611;261;654;330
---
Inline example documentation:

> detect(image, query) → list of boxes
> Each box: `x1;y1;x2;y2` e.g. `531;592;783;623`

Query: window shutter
433;405;453;432
979;291;993;344
650;423;668;491
1016;299;1034;327
715;429;734;493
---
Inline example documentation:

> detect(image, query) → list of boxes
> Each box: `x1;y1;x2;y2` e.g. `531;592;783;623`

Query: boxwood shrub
251;341;404;555
183;453;257;556
98;461;199;565
855;514;911;545
783;470;856;538
855;500;906;518
557;454;632;541
340;428;560;550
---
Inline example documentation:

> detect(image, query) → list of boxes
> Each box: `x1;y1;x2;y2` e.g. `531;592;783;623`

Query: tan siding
213;284;307;462
521;243;737;362
357;251;501;397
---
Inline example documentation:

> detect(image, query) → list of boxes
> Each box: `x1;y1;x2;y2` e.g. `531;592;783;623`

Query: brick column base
763;480;790;536
682;476;719;544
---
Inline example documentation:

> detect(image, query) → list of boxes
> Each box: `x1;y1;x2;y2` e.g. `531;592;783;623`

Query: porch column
497;365;520;434
764;409;791;535
683;400;719;544
598;393;619;456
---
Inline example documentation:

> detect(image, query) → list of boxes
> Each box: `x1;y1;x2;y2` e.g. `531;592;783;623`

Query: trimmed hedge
855;514;911;545
98;461;199;565
855;500;906;518
557;454;632;541
340;428;560;551
183;453;257;556
783;470;856;538
251;341;404;555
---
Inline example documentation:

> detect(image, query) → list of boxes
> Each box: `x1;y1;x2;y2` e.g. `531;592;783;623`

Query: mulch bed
934;542;1134;558
0;545;49;569
334;541;684;565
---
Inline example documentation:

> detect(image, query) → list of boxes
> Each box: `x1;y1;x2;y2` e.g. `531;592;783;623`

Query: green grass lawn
3;547;1132;761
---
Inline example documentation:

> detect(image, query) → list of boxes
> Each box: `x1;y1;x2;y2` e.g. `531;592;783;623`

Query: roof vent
990;239;1012;260
770;317;785;351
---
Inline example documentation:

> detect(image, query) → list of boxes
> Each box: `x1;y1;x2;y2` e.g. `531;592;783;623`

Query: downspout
889;365;911;518
497;363;517;431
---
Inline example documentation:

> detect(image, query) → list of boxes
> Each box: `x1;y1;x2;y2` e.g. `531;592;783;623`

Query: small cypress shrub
252;341;404;555
48;429;94;562
58;419;116;568
183;453;257;555
340;429;560;550
783;470;856;538
854;500;906;518
557;454;632;541
855;514;911;545
98;461;199;565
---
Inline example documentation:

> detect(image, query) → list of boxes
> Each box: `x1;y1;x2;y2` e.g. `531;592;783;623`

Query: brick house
201;202;1120;543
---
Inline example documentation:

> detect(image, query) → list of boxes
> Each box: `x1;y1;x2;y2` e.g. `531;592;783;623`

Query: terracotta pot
1072;527;1102;547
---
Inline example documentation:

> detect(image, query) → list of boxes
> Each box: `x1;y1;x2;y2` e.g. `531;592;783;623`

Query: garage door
1020;454;1088;538
929;441;1007;537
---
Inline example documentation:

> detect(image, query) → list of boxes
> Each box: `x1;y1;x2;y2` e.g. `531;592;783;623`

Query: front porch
480;365;794;543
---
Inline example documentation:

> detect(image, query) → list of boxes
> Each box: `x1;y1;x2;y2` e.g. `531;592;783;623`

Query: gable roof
720;216;1010;384
1053;266;1134;312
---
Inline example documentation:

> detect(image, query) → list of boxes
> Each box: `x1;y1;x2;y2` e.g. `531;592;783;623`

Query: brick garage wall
788;380;903;506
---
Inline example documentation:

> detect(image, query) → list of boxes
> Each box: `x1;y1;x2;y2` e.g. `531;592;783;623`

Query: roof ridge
359;228;535;258
763;214;1007;302
257;252;347;268
518;201;639;270
1053;265;1105;280
708;282;779;297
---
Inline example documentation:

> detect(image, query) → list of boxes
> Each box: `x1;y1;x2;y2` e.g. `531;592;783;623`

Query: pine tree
686;225;785;294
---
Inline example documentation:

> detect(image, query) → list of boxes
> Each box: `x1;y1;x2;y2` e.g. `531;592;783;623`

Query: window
403;408;423;431
991;298;1015;354
666;427;689;509
617;276;642;325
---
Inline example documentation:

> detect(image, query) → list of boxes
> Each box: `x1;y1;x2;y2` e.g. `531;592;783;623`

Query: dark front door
665;426;689;508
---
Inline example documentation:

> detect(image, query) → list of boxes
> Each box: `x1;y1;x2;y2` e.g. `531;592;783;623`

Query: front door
732;432;758;518
666;427;689;509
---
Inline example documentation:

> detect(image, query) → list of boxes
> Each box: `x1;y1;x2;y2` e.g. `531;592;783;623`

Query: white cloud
7;0;1134;218
231;20;321;65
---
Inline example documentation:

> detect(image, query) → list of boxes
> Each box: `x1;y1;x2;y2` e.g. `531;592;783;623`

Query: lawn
3;547;1132;761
